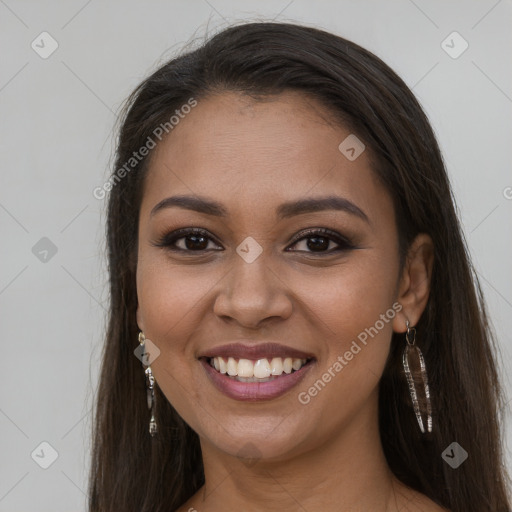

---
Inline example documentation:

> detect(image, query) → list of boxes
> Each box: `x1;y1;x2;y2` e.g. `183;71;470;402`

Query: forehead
140;91;392;225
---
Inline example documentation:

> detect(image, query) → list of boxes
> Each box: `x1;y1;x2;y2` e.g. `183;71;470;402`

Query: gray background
1;0;511;510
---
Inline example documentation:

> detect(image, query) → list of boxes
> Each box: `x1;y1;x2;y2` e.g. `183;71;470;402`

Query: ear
392;233;434;333
136;302;144;332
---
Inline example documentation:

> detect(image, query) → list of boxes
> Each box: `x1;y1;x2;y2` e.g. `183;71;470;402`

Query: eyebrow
150;194;370;224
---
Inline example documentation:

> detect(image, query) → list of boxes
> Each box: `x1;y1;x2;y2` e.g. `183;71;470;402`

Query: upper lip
199;342;315;361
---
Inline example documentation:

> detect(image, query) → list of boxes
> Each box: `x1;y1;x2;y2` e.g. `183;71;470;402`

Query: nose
213;253;293;329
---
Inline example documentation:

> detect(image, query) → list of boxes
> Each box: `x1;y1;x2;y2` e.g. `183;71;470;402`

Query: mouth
199;354;316;401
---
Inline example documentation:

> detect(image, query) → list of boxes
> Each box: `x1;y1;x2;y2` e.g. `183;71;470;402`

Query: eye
152;227;355;255
286;228;355;254
152;228;222;252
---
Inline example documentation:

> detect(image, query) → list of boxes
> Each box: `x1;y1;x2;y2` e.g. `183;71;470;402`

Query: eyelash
152;227;355;255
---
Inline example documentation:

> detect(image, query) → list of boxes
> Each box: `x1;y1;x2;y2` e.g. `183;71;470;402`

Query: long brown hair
88;21;511;511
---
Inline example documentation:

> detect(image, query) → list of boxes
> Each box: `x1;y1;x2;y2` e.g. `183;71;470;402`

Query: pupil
186;235;207;250
307;236;328;251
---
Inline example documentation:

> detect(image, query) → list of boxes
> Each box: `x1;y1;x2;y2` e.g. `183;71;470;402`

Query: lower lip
200;358;315;401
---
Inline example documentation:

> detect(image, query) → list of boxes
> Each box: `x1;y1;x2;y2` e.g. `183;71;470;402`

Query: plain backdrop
1;1;511;510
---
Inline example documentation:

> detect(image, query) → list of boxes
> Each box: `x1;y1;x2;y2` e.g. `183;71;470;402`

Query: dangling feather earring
402;320;432;433
139;332;158;436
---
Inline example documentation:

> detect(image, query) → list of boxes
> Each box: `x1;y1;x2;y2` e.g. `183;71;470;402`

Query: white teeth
270;357;283;375
209;356;309;378
253;359;271;378
227;357;238;376
292;358;303;371
237;359;254;377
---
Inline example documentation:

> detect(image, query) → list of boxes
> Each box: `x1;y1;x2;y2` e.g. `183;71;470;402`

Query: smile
209;356;310;381
200;356;315;401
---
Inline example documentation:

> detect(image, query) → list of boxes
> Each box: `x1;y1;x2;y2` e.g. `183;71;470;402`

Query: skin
136;91;445;511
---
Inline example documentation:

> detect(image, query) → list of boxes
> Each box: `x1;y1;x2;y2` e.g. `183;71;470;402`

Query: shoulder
392;479;450;512
402;492;451;511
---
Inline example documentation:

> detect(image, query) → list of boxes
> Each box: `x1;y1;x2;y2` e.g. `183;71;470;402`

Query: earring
138;332;158;436
402;320;432;434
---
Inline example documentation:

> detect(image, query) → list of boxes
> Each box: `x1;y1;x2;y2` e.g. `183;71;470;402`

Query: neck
191;392;403;512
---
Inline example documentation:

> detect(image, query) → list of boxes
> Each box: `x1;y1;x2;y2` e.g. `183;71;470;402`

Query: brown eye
286;228;355;254
178;233;209;251
152;228;222;252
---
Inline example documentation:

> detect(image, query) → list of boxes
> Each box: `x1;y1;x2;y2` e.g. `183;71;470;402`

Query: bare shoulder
392;480;450;512
408;495;451;512
403;491;450;511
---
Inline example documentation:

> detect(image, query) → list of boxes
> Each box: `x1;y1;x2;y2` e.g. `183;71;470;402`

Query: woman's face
136;90;407;462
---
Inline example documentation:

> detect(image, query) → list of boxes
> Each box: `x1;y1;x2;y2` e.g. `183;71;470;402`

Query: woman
88;22;511;511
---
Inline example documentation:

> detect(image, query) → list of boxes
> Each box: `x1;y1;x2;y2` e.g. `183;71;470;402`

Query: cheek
303;248;399;407
136;255;210;346
136;260;205;397
313;249;399;342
